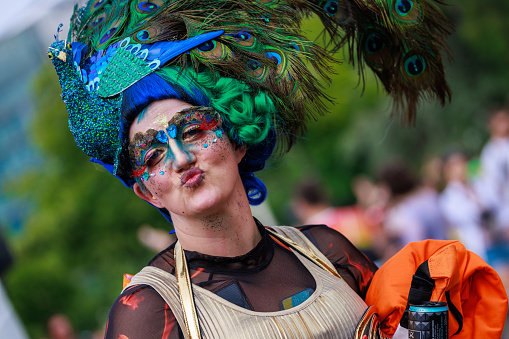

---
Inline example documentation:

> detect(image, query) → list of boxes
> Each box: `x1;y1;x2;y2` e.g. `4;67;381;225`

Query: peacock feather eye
360;29;391;69
138;1;160;12
261;13;271;24
246;60;261;71
131;24;165;44
197;40;216;52
134;0;165;13
83;11;108;36
99;27;118;45
288;41;308;55
265;49;287;79
290;44;300;52
390;0;422;24
400;50;431;89
322;0;349;22
396;0;413;16
193;40;231;61
86;0;109;16
323;0;338;15
365;31;385;54
246;59;268;81
225;30;257;49
404;54;426;76
92;16;105;28
90;0;107;11
136;30;150;41
94;17;124;50
230;31;251;42
266;51;281;65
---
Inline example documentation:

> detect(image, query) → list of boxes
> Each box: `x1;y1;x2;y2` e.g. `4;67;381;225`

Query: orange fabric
365;240;508;338
123;273;134;290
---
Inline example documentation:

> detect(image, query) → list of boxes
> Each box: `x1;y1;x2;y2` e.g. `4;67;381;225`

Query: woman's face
128;98;246;219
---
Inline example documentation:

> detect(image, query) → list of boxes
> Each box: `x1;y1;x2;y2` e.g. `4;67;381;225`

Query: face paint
128;106;222;178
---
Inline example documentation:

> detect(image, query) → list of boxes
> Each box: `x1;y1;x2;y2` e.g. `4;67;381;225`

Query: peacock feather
49;0;454;172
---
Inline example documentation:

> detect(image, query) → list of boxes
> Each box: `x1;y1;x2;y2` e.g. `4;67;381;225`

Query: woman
47;0;502;338
110;97;378;337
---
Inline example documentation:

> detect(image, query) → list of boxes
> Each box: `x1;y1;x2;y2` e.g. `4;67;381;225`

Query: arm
105;285;184;339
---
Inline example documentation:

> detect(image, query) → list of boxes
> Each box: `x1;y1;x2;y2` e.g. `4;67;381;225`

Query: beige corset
125;226;368;338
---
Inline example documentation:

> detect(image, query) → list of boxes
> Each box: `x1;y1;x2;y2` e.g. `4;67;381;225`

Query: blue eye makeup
128;106;222;178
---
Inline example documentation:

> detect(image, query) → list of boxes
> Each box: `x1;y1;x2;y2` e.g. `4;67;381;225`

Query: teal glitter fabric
98;46;155;98
49;40;123;167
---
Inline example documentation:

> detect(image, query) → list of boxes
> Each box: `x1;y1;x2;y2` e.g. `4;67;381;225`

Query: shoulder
297;224;352;244
296;225;378;298
106;284;170;337
292;224;360;260
109;284;166;320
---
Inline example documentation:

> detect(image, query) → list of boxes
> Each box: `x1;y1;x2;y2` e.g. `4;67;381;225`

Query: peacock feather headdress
48;0;453;184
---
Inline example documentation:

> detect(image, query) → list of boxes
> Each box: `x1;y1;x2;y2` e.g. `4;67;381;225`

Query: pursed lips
180;167;204;187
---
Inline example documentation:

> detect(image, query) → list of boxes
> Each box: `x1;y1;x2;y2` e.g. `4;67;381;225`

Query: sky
0;0;74;42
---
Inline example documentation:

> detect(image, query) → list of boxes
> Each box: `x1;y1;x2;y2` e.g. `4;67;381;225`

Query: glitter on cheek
215;129;223;138
142;172;150;181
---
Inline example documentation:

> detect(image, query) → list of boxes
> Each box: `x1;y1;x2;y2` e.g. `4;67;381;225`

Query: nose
168;139;196;172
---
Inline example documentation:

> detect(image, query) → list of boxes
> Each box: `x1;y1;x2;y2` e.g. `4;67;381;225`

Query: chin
178;189;228;217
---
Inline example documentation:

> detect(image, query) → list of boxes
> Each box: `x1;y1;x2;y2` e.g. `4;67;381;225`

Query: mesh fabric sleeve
105;284;184;339
297;224;378;299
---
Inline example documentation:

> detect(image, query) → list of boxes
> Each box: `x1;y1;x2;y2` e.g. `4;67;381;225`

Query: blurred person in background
45;314;77;339
478;108;509;326
420;156;445;192
438;150;490;260
291;177;380;261
479;108;509;223
479;108;509;264
377;160;447;261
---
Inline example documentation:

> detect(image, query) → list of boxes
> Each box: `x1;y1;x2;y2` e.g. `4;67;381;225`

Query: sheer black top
105;224;378;339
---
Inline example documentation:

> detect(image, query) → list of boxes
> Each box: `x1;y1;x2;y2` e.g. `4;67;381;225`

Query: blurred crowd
290;108;509;276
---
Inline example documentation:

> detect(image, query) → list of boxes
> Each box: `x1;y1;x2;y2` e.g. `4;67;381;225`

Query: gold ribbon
175;241;201;339
174;228;345;338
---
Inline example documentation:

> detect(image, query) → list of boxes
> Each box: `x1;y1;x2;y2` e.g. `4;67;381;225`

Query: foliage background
3;0;509;337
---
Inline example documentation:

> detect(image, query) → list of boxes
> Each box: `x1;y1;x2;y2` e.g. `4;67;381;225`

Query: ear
233;143;247;164
133;182;165;209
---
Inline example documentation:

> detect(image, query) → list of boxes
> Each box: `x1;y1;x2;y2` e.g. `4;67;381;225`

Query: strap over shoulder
266;226;342;278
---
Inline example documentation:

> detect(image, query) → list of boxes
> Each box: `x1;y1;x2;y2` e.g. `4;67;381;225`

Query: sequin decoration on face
128;106;222;178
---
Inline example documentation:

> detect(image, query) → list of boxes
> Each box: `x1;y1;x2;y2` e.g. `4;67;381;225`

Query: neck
171;185;261;257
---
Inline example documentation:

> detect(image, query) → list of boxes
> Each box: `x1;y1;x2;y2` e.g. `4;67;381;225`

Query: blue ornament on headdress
49;40;123;166
48;29;224;174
